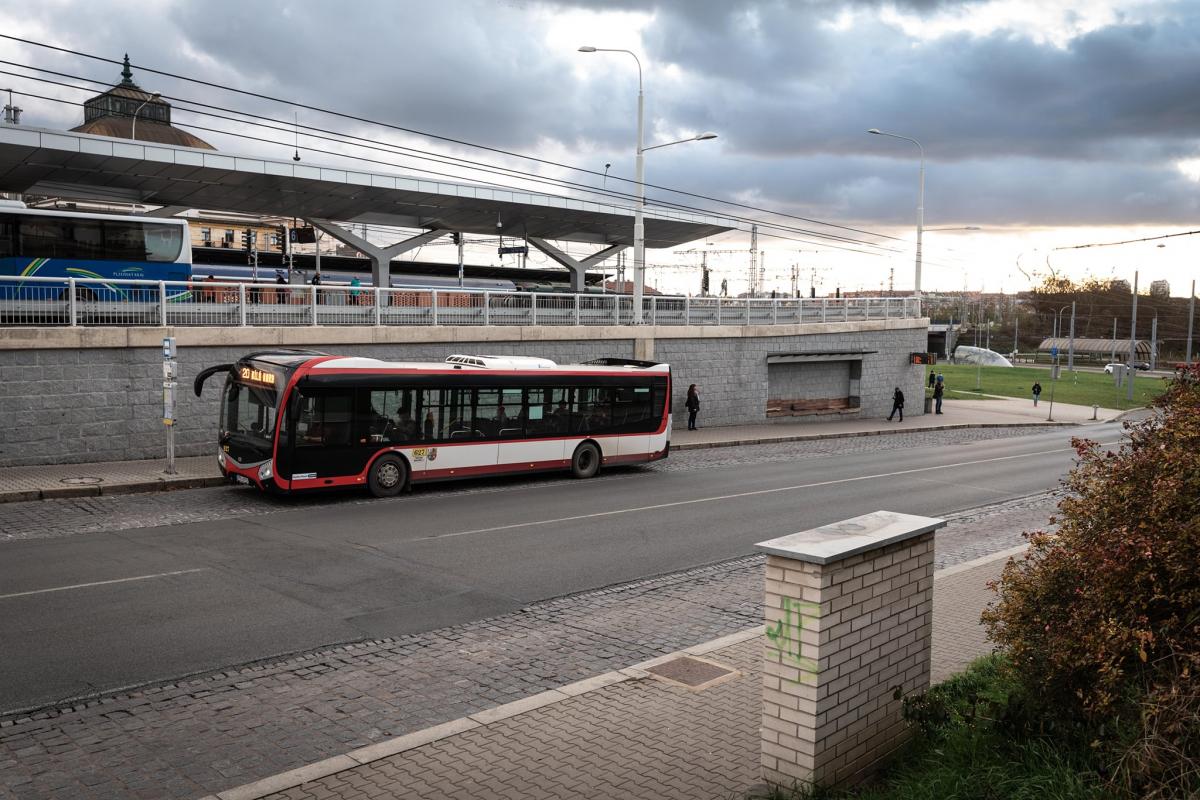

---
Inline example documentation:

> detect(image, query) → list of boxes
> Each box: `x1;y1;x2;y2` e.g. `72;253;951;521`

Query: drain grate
645;656;737;691
60;476;103;485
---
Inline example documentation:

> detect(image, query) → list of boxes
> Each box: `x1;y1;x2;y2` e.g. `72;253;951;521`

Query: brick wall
760;530;936;788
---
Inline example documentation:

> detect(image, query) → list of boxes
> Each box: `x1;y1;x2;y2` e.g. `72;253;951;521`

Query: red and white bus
194;351;671;496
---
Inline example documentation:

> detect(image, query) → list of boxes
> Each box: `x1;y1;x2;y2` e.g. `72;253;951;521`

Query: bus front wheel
571;442;601;479
369;454;408;497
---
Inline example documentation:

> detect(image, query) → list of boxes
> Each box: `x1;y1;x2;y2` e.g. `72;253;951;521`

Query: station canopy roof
0;125;734;248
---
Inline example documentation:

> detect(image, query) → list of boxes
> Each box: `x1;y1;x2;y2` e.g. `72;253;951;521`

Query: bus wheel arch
571;440;601;479
368;452;410;497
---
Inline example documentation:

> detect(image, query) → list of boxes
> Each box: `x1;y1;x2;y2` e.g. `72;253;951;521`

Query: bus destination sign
239;367;277;388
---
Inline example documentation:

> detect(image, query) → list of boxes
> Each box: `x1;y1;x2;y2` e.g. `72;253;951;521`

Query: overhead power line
0;34;913;247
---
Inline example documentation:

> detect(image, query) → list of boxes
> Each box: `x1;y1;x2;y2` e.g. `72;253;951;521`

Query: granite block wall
0;322;926;466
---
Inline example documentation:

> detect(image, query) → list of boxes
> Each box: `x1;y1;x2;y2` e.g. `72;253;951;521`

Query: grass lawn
926;364;1167;411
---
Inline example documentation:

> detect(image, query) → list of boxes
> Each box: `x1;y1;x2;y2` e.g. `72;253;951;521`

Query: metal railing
0;276;922;328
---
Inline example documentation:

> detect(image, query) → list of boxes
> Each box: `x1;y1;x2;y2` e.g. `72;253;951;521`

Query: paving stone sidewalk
0;494;1053;800
0;398;1105;504
244;556;1010;800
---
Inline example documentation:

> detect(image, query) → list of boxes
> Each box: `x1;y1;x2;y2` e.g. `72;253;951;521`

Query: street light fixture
130;91;161;142
868;128;925;295
579;45;715;323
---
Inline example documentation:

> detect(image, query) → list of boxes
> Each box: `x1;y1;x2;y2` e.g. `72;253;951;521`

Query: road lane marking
414;441;1120;542
0;568;208;601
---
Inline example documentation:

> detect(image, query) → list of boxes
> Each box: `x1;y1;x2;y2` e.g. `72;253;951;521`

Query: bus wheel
571;442;601;479
369;455;408;497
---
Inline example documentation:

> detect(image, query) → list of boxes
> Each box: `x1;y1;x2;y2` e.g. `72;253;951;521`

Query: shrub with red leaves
982;364;1200;797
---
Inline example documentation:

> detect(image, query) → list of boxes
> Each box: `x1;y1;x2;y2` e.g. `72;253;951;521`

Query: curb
671;421;1076;451
2;421;1081;503
200;547;1028;800
0;476;226;505
202;630;765;800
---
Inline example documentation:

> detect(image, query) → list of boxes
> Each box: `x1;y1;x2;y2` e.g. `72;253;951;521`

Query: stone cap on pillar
755;510;946;565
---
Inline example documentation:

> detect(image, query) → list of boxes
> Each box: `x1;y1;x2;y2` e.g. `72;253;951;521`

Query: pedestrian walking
685;384;700;430
887;387;905;422
933;377;945;414
1031;381;1042;406
928;371;936;389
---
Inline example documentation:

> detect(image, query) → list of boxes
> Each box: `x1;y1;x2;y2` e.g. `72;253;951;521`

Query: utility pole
1013;315;1019;359
1187;279;1196;365
2;88;21;124
1067;301;1076;371
1127;271;1139;402
749;225;759;297
1112;317;1117;363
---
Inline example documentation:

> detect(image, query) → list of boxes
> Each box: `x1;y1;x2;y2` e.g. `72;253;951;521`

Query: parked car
1105;362;1150;373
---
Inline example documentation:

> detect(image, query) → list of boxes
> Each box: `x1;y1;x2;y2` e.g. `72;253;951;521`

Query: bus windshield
220;378;280;462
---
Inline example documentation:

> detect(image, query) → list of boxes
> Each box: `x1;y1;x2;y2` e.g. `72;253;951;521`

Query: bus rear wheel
571;442;601;479
369;454;408;497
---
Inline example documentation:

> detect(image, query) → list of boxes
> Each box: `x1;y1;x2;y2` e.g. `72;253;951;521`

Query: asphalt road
0;422;1122;712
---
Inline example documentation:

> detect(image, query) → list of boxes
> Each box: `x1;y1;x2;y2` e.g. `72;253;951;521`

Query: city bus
0;202;192;299
194;351;671;496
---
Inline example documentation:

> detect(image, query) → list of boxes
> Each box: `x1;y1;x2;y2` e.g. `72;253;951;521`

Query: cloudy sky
2;0;1198;295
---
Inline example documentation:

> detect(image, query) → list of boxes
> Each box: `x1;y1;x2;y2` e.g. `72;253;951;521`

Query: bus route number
240;367;276;387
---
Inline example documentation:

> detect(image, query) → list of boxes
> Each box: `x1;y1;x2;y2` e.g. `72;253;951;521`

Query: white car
1104;363;1124;374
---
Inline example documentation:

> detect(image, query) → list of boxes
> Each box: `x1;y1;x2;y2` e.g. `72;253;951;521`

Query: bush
982;366;1200;797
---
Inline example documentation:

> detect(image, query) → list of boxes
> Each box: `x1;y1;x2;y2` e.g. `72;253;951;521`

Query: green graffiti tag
765;597;820;684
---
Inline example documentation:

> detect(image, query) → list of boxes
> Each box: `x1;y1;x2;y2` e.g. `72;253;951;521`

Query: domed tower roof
69;54;216;150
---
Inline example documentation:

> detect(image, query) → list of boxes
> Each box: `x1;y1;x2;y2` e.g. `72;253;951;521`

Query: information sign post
163;337;177;475
1046;347;1059;422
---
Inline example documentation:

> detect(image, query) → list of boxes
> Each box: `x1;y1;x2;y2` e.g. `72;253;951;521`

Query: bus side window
417;389;441;441
0;215;13;259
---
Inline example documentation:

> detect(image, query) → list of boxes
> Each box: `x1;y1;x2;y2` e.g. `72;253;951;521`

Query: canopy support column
527;239;627;292
308;220;447;287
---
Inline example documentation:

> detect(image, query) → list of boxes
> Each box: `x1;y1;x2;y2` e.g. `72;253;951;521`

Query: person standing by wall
685;384;700;430
933;375;945;414
887;387;905;422
1032;381;1042;406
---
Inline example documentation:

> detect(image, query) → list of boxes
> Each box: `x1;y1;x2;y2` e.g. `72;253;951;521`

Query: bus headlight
258;461;273;481
217;451;226;468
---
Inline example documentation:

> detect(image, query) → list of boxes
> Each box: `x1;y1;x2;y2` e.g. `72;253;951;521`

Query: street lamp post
130;92;161;142
579;46;715;324
868;128;924;295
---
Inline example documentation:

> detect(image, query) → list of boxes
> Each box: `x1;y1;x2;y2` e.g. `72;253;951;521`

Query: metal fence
0;277;922;328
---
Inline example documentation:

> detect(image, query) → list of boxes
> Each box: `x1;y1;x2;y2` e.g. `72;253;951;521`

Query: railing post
310;285;318;325
844;300;849;322
374;288;381;326
717;297;722;326
650;296;657;326
531;293;539;325
574;292;580;326
746;297;751;324
68;278;77;326
159;281;167;327
614;295;620;326
772;299;778;325
685;295;691;325
238;284;247;326
822;298;827;323
485;291;491;325
431;289;439;325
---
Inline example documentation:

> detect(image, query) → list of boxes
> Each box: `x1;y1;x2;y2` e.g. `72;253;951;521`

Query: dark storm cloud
2;0;1198;229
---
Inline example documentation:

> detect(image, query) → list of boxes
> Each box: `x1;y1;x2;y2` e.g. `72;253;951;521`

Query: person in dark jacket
928;371;936;389
685;384;700;430
887;387;905;422
1031;381;1042;406
933;377;945;414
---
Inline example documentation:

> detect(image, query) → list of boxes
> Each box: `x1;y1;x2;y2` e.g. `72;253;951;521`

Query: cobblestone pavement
0;487;1053;800
0;425;1053;543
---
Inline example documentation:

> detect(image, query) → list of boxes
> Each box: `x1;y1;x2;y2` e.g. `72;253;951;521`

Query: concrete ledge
467;688;568;725
0;318;930;350
345;718;480;765
671;421;1076;451
0;476;227;505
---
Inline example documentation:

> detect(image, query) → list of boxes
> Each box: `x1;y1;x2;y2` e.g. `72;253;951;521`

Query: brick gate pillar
755;511;945;789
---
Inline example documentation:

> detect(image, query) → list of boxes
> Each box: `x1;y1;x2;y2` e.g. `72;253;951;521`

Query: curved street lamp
579;45;716;323
868;128;925;295
130;91;161;142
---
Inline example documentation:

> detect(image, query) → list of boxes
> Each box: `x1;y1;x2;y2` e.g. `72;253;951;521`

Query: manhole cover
645;656;737;691
60;476;103;485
